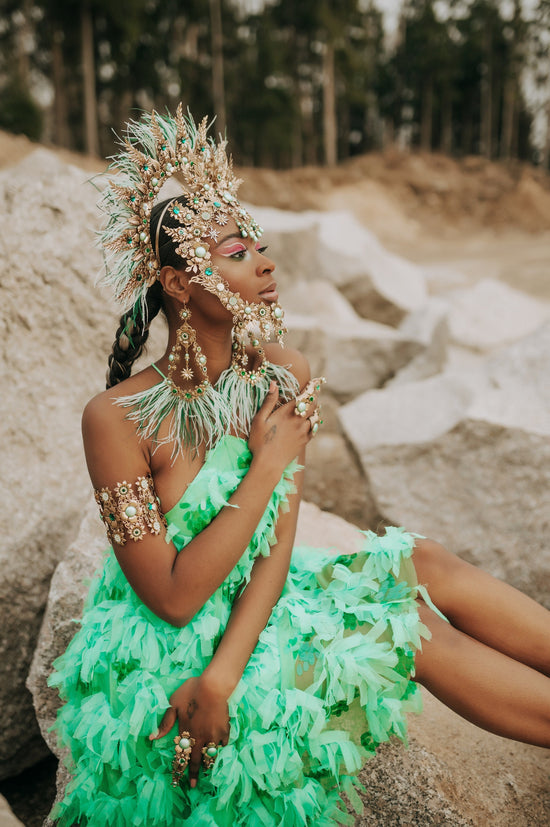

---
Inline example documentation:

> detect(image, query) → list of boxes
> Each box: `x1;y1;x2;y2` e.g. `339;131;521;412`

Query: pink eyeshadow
218;243;246;256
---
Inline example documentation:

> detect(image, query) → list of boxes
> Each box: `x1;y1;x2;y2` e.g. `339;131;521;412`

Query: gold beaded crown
100;105;285;341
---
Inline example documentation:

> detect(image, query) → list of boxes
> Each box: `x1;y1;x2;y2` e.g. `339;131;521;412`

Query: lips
259;282;278;301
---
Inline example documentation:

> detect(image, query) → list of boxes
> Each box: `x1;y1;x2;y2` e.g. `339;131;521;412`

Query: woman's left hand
149;673;230;787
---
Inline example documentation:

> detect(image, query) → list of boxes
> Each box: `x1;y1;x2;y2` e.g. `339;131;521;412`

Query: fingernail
190;778;197;788
270;381;276;392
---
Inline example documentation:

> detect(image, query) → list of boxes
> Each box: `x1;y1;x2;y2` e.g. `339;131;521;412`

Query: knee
413;538;457;588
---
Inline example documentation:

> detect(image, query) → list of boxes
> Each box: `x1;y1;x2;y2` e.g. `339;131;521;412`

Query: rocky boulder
445;277;550;351
339;323;550;606
0;149;166;779
282;281;428;399
251;206;428;325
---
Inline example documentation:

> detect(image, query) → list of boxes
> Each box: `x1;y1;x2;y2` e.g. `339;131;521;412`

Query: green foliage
0;76;43;139
0;0;541;164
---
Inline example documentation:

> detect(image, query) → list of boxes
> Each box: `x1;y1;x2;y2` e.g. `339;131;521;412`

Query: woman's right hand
248;381;316;476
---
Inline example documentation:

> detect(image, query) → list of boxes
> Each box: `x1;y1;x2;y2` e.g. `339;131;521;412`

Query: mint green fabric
49;435;431;826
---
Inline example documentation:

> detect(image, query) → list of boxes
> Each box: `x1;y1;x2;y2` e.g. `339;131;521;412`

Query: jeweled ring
308;408;322;436
201;742;219;770
171;731;195;787
294;376;326;417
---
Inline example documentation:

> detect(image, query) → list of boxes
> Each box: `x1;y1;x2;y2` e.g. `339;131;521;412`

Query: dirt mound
2;127;549;245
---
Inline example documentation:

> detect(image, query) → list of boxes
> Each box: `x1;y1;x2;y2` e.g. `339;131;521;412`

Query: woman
49;106;550;827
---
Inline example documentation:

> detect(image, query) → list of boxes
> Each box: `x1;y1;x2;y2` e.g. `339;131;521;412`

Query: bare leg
413;539;550;676
415;605;550;747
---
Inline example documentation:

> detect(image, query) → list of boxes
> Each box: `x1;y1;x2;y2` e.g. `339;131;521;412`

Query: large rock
0;796;24;827
30;502;550;826
339;323;550;605
283;281;426;399
446;277;550;351
251;206;428;325
0;149;166;779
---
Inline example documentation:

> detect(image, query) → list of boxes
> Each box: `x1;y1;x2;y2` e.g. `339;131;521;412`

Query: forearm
202;460;304;696
164;457;288;624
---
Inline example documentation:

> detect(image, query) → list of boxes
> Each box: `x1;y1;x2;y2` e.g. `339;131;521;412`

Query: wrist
248;454;283;487
201;662;240;701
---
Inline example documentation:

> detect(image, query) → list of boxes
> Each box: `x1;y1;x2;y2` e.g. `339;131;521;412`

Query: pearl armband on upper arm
94;475;167;547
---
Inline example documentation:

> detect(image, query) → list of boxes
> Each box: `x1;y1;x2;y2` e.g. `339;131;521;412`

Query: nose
256;249;275;275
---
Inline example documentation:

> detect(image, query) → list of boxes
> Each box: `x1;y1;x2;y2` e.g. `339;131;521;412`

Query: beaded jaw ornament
100;105;298;456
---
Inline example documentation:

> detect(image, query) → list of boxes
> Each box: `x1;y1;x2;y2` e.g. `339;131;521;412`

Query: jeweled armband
94;475;167;547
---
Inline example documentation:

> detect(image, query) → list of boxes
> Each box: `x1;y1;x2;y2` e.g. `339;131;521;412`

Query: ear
159;266;191;303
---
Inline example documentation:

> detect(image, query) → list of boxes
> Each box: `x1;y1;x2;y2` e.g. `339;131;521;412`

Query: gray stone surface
252;206;428;325
339;324;550;606
0;149;166;779
354;689;550;826
446;277;550;351
0;795;24;827
283;281;425;399
388;297;449;386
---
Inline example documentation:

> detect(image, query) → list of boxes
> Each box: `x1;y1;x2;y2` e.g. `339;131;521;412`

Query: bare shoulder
264;342;311;390
82;373;155;487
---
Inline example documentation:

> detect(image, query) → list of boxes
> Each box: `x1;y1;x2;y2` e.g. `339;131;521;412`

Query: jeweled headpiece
100;104;285;343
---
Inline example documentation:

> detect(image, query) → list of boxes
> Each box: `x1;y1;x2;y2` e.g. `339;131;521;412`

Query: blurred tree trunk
322;41;337;165
16;0;32;89
209;0;226;134
500;75;516;160
81;1;99;156
420;75;433;150
543;97;550;170
480;27;492;158
441;86;452;154
52;27;70;148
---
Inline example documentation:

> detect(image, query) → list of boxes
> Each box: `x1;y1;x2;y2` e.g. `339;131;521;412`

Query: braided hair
105;197;185;389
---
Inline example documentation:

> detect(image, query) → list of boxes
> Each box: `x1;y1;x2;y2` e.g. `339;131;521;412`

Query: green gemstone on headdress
214;201;221;208
205;267;213;275
126;236;132;244
197;387;203;394
180;138;186;144
143;165;149;171
161;144;166;150
142;218;147;224
130;196;136;202
201;146;206;152
185;392;192;399
173;207;180;215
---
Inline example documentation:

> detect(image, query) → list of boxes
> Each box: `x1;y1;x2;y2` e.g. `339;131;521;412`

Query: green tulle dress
49;434;431;827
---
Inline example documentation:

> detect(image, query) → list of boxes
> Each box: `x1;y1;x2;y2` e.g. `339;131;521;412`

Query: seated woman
49;106;550;827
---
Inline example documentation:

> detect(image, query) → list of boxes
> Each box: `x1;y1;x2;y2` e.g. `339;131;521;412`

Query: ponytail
106;281;164;389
